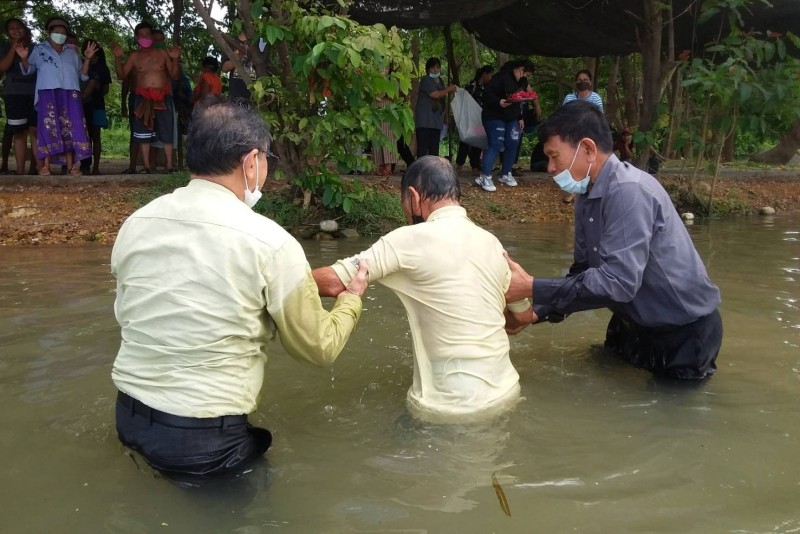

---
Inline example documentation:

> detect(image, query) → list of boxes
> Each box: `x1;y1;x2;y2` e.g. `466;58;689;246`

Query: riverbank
1;161;799;246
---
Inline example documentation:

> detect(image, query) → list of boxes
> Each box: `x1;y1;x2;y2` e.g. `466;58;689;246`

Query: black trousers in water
603;309;723;380
115;391;272;476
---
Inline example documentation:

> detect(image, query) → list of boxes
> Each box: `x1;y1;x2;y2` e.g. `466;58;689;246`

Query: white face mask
552;143;592;195
50;33;68;45
242;154;262;208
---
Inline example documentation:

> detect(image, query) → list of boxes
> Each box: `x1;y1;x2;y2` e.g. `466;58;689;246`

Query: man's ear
582;138;599;163
408;186;422;212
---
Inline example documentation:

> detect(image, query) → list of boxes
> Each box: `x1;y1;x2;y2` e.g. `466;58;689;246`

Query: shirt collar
187;177;239;198
426;204;467;222
587;153;621;199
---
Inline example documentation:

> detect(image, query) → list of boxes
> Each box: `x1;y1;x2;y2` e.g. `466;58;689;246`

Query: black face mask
411;214;425;225
576;80;591;91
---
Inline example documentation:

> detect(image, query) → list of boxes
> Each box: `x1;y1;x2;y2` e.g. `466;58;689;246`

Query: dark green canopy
350;0;800;57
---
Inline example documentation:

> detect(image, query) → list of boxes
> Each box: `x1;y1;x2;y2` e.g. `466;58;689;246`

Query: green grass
100;125;133;159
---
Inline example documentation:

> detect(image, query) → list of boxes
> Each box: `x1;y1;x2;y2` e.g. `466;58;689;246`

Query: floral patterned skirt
36;89;91;165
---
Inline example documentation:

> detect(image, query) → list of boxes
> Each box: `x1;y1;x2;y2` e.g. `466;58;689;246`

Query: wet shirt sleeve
265;238;362;366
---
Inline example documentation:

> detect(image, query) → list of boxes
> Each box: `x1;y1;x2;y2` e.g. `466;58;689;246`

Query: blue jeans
481;119;521;176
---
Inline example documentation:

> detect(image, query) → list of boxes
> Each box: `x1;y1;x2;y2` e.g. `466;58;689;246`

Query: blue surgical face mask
552;143;592;195
50;33;68;45
428;72;440;79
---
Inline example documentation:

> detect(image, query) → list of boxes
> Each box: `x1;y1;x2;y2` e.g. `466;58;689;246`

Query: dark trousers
415;127;440;158
396;137;415;166
604;309;722;380
455;141;481;169
115;391;271;476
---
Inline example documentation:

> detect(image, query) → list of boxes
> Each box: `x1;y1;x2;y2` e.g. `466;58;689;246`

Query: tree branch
190;0;250;87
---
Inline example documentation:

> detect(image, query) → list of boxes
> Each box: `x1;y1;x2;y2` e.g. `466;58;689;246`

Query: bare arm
504;252;535;302
166;47;180;79
428;84;457;100
81;79;98;102
0;43;18;72
312;266;348;297
504;306;538;335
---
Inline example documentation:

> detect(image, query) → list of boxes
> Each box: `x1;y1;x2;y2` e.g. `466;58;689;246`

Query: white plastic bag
451;87;487;149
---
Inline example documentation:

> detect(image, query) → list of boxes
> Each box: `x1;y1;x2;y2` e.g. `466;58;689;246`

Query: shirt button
593;247;598;252
589;218;594;222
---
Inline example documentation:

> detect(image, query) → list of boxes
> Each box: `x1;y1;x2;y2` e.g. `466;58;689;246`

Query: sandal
120;167;136;174
69;166;83;176
39;166;51;176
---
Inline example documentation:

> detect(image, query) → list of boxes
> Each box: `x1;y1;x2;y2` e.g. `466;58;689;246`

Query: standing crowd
0;16;251;176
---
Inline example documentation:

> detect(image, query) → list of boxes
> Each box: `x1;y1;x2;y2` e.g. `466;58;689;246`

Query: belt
117;391;247;429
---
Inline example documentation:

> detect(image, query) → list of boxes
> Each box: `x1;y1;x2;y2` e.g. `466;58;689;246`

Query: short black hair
538;100;613;153
134;22;152;36
201;56;219;72
401;155;460;203
575;69;592;80
186;97;272;176
472;65;494;83
425;57;441;72
502;58;529;71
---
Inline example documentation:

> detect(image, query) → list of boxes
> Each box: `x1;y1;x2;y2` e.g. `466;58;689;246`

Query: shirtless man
111;22;179;173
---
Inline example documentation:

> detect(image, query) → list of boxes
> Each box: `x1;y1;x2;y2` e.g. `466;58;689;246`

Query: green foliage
253;191;307;228
338;186;406;235
676;0;800;168
249;1;414;212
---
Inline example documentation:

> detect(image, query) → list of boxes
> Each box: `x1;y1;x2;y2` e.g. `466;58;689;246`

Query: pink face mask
137;38;153;48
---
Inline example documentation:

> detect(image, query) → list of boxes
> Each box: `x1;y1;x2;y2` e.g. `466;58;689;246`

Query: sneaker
499;173;518;187
474;174;496;192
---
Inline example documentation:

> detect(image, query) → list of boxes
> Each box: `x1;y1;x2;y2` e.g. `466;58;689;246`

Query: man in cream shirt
111;99;368;476
314;156;534;422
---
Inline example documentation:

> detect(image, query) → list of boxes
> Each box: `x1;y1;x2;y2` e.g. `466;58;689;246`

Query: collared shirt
22;41;87;104
533;155;720;328
331;205;530;422
562;91;604;112
111;179;362;418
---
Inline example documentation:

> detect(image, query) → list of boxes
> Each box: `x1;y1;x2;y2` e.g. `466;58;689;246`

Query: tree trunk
443;24;459;86
469;32;479;70
751;119;800;164
619;55;639;130
606;56;621;127
636;1;663;169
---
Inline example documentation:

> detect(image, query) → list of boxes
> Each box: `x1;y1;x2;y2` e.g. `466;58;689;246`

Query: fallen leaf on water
492;471;511;517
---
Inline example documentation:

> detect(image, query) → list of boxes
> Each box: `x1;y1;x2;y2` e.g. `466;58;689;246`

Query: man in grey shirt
505;101;722;380
414;57;456;158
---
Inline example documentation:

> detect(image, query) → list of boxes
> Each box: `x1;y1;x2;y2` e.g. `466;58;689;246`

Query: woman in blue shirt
16;17;96;176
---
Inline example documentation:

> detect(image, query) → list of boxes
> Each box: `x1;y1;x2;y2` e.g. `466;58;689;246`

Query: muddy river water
1;214;798;533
